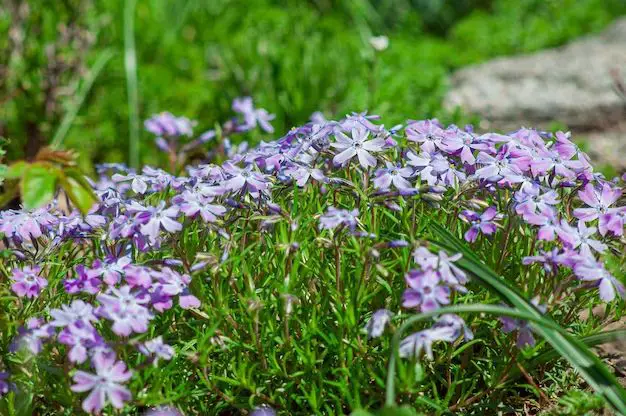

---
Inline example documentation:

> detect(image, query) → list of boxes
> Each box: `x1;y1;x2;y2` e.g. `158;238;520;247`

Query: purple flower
88;256;132;286
10;317;54;355
500;299;546;348
135;202;182;243
554;131;592;169
152;267;201;310
145;112;194;138
440;129;488;164
373;162;413;191
58;321;104;364
0;208;57;243
138;336;175;366
97;286;152;336
574;258;625;302
0;372;10;396
331;126;385;169
71;353;132;413
144;407;183;416
523;248;563;274
319;206;359;231
250;405;277;416
11;266;47;298
232;97;275;133
460;207;500;242
174;191;226;223
365;309;392;338
524;207;559;241
405;119;445;153
574;183;622;235
556;220;607;258
402;269;450;312
475;149;524;183
514;185;559;219
50;300;98;328
399;314;470;359
429;153;466;186
222;162;271;197
405;151;438;186
530;146;584;179
284;164;326;187
64;264;102;295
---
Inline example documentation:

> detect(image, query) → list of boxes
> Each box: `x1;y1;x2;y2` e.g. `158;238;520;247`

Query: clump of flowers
0;102;625;415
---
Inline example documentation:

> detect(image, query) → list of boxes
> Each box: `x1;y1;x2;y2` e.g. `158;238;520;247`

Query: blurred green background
2;0;626;170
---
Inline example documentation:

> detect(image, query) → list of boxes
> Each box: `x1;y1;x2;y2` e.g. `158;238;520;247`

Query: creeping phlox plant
0;98;625;415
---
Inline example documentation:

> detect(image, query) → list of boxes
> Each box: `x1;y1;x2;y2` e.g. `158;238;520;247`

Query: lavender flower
402;269;450;312
250;405;277;416
152;268;201;310
365;309;392;338
0;372;10;396
58;321;104;364
50;300;98;328
514;185;559;219
222;162;271;197
556;220;607;258
135;202;182;243
174;191;226;223
71;353;132;413
459;207;500;242
64;264;101;295
475;149;524;183
139;336;175;366
399;314;470;359
319;207;359;231
145;112;194;138
500;300;546;348
87;256;132;286
405;119;445;153
373;162;413;191
97;286;152;336
11;265;47;298
574;183;622;235
331;126;385;169
574;258;625;302
232;97;275;133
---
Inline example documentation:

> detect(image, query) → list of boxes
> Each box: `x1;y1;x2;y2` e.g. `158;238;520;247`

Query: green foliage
542;390;606;415
1;150;97;213
2;0;625;168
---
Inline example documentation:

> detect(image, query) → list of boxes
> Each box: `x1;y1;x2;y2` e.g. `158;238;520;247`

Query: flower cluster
1;104;625;413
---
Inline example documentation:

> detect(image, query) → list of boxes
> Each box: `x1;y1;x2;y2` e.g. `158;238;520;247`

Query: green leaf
428;222;626;415
5;161;28;179
524;329;626;375
60;174;98;215
20;164;58;210
350;410;375;416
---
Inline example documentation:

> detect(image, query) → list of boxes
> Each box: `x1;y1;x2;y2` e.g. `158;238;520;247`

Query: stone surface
444;18;626;169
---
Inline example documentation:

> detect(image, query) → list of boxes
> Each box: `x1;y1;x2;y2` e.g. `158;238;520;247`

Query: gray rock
444;18;626;133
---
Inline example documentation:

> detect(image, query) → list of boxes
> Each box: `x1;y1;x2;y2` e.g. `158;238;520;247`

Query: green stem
124;0;140;168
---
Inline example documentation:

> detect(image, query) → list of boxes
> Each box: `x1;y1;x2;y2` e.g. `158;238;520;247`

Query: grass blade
50;50;114;149
525;329;626;373
427;222;626;414
124;0;140;168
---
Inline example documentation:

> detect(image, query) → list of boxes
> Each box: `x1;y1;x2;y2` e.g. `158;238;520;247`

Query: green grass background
1;0;625;168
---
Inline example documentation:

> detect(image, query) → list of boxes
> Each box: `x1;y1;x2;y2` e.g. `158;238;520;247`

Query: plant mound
1;102;625;415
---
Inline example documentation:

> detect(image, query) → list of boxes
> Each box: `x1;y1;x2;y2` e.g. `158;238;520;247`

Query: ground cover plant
1;100;626;415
